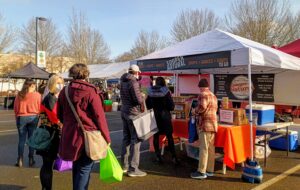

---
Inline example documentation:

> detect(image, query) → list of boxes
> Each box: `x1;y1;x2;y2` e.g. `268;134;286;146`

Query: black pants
40;156;55;190
153;132;176;158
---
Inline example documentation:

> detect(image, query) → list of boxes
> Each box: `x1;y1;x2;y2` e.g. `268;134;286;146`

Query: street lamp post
35;17;47;67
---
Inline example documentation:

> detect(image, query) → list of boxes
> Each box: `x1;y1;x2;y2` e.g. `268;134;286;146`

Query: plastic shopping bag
99;147;123;183
54;158;73;172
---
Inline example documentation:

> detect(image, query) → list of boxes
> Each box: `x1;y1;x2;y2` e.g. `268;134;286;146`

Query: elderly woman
57;63;111;190
37;74;64;190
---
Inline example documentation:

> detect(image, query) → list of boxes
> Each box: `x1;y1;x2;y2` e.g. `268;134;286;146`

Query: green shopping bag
99;147;123;183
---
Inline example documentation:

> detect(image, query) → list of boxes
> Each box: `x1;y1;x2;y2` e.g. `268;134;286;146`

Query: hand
141;104;145;112
57;122;63;129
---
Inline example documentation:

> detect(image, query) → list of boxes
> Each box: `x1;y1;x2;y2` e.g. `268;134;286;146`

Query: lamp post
35;17;47;67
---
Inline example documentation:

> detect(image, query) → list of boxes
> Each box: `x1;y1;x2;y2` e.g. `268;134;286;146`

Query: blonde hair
47;74;64;94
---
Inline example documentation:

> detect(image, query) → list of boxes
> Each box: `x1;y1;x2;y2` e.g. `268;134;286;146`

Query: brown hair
198;79;209;88
155;77;166;87
68;63;90;80
18;79;36;100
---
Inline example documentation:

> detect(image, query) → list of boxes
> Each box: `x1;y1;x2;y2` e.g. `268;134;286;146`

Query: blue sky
0;0;299;58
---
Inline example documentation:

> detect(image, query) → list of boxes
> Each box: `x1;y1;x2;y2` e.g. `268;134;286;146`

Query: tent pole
248;48;253;161
7;77;11;110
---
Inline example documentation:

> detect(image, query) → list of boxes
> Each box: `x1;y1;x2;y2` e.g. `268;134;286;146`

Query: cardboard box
220;108;248;125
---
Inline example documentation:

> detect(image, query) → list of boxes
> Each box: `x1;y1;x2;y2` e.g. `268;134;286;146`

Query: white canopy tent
60;62;130;79
136;29;300;161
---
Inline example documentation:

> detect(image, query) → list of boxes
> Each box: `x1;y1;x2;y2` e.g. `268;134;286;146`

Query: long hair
18;79;35;100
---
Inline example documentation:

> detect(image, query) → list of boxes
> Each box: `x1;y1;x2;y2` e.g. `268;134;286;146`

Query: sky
0;0;300;59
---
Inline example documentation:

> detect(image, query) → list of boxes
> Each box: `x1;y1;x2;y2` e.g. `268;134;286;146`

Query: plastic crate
184;142;199;160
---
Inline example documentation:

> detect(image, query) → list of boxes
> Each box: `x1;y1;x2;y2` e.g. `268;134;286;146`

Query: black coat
146;86;174;135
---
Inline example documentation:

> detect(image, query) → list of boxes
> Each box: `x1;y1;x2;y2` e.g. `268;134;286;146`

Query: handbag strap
64;85;86;133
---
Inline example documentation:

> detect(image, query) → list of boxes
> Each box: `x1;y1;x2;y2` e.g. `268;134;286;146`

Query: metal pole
248;48;253;161
35;17;38;65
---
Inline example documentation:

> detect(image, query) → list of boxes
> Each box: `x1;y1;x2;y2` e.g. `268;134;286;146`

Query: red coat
57;80;111;161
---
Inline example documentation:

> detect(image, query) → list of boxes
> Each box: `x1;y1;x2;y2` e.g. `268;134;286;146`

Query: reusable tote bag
54;158;73;172
65;86;108;160
132;109;158;141
100;147;123;183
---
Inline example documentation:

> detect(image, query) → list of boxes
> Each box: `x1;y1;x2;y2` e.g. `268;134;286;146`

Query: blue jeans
16;115;39;158
121;112;141;171
72;151;94;190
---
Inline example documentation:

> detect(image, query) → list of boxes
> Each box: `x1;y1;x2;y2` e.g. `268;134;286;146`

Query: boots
15;157;23;167
29;157;36;167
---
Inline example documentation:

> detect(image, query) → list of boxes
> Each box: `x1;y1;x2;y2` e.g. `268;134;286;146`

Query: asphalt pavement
0;109;299;190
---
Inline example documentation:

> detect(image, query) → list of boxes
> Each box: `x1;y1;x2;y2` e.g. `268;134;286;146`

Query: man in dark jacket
120;64;147;177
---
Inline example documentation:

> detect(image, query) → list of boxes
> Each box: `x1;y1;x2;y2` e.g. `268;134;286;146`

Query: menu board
214;74;274;102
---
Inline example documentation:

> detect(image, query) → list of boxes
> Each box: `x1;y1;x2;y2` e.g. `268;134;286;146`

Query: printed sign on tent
214;74;274;102
137;51;231;71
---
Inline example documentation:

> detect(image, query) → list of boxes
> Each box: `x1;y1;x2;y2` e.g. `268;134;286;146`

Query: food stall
135;29;300;171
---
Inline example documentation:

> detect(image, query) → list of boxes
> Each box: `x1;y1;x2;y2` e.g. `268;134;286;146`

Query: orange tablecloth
215;125;256;169
171;119;256;169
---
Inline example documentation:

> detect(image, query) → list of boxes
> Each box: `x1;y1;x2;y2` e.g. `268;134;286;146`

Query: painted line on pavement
109;130;123;134
251;164;300;190
0;129;123;134
0;129;17;133
95;149;150;163
0;120;15;123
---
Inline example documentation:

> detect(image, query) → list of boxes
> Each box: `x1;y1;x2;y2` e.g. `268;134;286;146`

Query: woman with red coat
57;63;111;190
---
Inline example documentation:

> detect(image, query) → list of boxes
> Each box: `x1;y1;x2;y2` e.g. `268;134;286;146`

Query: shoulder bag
65;85;108;160
132;103;158;141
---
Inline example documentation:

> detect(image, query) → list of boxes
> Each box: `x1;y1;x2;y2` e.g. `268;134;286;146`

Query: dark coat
36;93;60;160
57;80;111;161
120;73;143;116
146;86;174;135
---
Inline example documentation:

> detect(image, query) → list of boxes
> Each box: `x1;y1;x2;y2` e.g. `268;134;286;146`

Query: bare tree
171;9;220;42
114;51;135;62
65;11;110;64
0;13;15;53
225;0;300;46
19;17;62;57
130;30;168;58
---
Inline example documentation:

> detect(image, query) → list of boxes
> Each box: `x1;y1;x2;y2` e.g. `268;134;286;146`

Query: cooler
246;104;275;125
269;130;298;151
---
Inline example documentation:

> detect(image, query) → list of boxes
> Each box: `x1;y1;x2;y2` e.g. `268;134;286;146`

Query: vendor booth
2;62;50;108
135;29;300;172
60;61;130;79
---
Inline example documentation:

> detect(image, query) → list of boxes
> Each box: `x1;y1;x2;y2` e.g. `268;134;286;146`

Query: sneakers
127;169;147;177
206;172;214;177
123;168;128;174
190;171;207;179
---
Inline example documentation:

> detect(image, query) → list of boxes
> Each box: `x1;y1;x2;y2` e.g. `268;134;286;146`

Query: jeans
121;112;141;171
72;151;94;190
16;115;39;158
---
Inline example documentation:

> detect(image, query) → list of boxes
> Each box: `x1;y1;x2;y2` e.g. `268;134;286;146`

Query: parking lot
0;109;299;190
